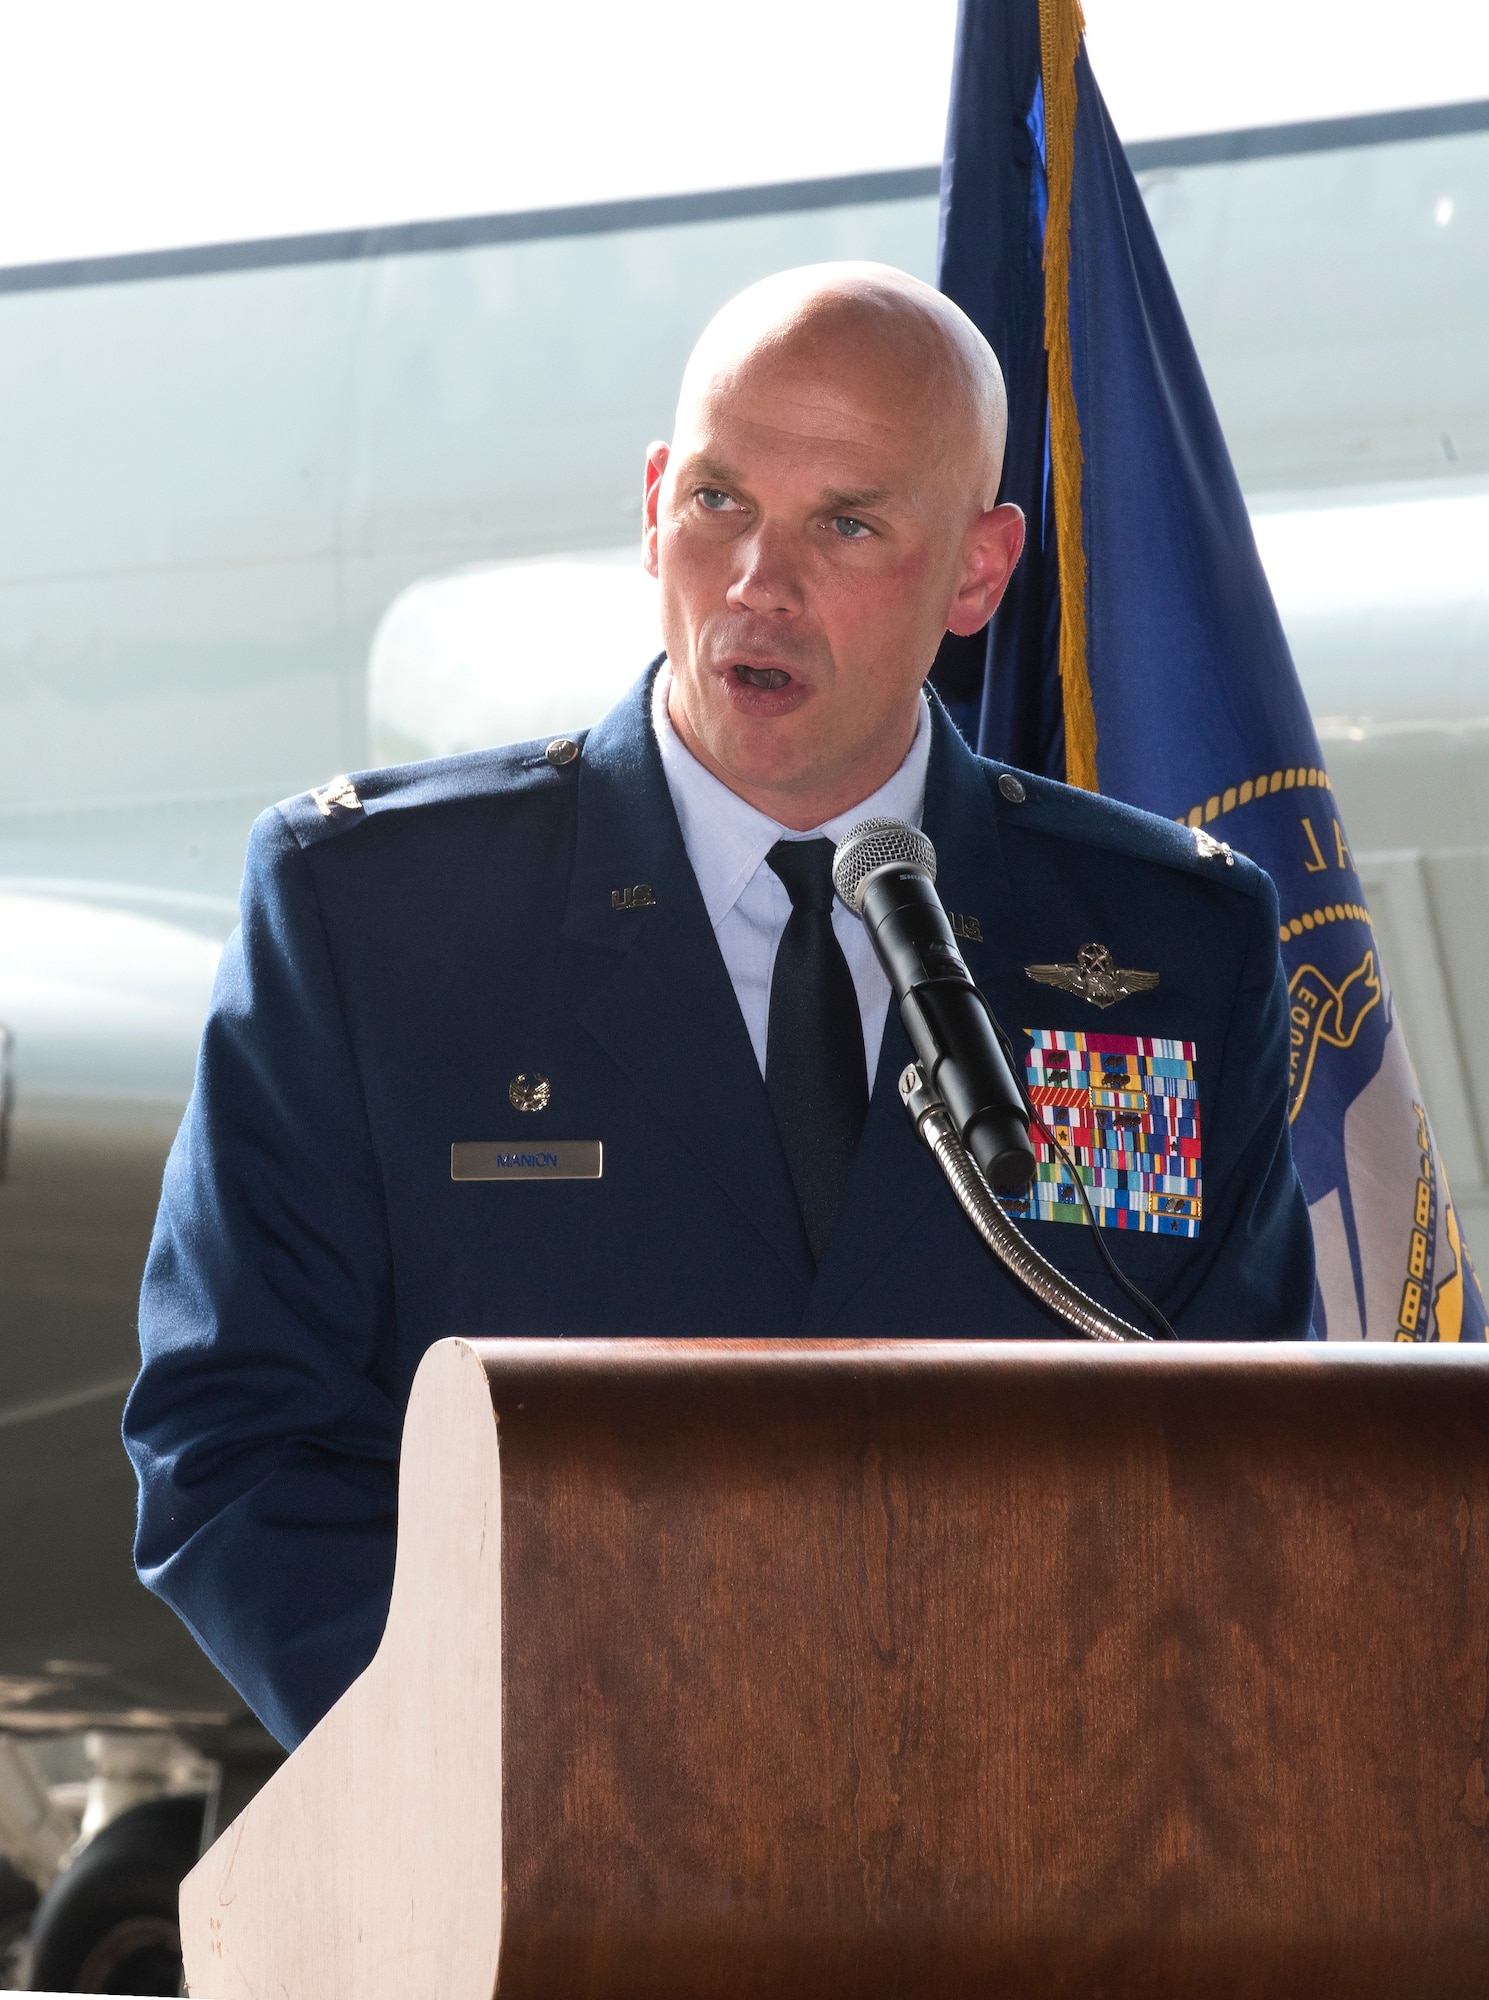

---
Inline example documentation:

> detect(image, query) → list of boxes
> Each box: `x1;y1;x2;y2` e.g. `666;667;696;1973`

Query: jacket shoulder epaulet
272;732;590;850
986;760;1264;896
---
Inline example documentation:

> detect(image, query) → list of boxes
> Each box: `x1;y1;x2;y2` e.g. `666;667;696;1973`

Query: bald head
643;261;1025;830
676;263;1009;512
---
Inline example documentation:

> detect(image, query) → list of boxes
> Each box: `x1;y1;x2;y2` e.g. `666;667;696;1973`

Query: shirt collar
652;663;932;927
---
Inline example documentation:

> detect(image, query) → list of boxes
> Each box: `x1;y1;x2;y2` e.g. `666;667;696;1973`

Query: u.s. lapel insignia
611;884;655;910
1024;941;1159;1010
312;775;362;817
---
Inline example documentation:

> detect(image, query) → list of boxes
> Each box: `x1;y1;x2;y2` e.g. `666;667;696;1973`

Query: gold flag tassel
1039;0;1098;792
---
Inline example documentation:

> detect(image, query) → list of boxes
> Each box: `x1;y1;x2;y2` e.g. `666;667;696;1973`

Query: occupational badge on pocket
1024;942;1158;1009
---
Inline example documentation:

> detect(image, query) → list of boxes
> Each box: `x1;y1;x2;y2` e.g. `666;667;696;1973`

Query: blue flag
936;0;1486;1341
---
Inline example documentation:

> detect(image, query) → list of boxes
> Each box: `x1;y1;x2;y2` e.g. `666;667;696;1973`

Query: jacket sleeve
1165;867;1316;1339
124;807;401;1748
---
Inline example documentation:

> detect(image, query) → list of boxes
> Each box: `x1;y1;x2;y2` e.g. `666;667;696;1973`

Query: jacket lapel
804;701;1031;1329
563;672;815;1288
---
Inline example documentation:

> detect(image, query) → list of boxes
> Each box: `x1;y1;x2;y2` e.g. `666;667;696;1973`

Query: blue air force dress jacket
125;670;1314;1746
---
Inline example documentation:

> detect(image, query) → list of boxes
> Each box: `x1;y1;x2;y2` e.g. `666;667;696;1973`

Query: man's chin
689;718;826;807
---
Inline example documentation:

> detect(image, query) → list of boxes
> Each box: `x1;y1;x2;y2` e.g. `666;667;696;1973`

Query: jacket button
999;772;1027;803
545;737;579;767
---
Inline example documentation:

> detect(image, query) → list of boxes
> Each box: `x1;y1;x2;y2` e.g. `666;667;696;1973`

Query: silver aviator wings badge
1024;941;1159;1010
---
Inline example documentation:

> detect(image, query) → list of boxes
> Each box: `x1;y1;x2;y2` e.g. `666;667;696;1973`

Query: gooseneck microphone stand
897;1059;1148;1343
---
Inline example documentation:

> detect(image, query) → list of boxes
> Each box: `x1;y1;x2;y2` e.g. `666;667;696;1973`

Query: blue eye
831;516;871;539
698;489;733;511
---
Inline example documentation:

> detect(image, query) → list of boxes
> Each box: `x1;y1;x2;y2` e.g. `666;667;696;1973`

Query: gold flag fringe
1039;0;1098;792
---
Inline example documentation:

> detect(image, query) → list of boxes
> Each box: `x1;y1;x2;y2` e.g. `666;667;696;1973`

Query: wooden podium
180;1337;1489;1998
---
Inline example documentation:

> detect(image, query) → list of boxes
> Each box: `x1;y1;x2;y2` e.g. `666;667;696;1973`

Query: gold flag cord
1039;0;1099;791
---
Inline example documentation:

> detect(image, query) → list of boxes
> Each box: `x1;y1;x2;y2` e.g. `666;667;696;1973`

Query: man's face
643;334;1022;828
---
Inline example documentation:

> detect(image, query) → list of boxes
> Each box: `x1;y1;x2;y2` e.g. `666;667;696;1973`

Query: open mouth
733;664;793;691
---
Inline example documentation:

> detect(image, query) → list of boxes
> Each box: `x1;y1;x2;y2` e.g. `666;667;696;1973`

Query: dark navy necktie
765;838;869;1264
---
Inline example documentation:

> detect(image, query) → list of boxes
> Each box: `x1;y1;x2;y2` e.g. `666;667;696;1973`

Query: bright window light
1;2;1486;266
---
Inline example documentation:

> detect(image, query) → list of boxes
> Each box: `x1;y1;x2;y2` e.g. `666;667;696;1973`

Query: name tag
450;1140;603;1182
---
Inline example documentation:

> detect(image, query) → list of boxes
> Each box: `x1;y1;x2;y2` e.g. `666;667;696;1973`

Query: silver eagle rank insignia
311;775;363;817
1191;827;1234;865
1024;941;1160;1011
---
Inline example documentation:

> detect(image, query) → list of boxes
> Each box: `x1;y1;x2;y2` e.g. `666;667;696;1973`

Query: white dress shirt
652;666;932;1091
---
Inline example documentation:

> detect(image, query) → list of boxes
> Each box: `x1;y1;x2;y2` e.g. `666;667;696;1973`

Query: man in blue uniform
126;264;1314;1748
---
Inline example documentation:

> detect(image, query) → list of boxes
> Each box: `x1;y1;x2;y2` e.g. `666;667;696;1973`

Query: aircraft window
367;550;662;766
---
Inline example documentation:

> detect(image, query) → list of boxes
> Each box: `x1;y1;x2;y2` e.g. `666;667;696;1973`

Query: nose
726;522;804;617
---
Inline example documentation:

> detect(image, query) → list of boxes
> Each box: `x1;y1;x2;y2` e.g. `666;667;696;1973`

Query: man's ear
946;503;1026;636
643;443;670;579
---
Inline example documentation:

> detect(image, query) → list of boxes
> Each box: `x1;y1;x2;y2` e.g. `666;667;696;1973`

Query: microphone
833;817;1036;1193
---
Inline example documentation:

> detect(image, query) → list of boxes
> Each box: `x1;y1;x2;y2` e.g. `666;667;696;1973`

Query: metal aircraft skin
0;112;1484;1734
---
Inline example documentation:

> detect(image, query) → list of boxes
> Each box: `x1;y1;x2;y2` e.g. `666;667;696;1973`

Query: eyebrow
682;455;742;488
819;487;894;513
680;457;896;514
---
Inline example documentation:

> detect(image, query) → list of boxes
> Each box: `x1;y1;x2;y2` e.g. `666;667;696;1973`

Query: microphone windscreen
832;817;937;914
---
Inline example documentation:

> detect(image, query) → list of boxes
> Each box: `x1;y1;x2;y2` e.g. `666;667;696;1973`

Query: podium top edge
450;1336;1487;1375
